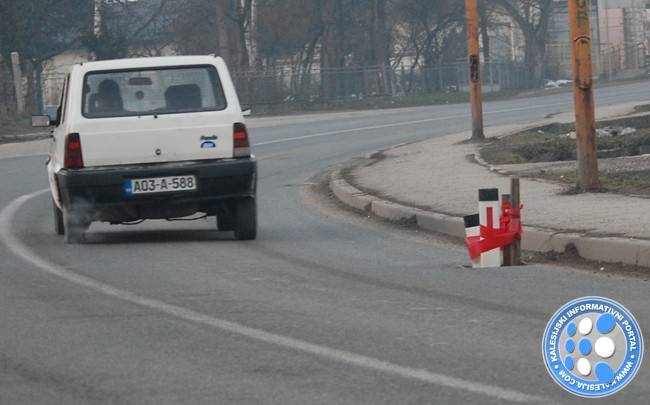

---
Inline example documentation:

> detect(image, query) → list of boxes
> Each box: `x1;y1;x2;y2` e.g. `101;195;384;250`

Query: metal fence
600;42;647;80
234;61;534;111
29;48;650;115
546;41;647;81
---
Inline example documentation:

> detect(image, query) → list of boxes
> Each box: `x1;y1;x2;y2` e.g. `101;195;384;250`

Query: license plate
125;175;197;195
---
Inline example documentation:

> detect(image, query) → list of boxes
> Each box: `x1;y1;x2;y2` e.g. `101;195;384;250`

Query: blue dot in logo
595;362;615;383
565;339;575;353
579;338;592;355
597;313;616;334
565;356;574;370
567;323;577;337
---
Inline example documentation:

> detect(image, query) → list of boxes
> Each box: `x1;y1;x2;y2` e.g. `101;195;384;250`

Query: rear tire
233;198;257;241
53;200;64;235
216;210;235;231
63;208;88;244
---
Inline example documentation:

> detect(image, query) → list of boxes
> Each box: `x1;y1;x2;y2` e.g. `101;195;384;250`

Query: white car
32;55;257;243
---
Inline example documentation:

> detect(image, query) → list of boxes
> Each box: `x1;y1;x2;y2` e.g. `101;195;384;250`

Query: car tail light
233;123;251;158
64;133;84;169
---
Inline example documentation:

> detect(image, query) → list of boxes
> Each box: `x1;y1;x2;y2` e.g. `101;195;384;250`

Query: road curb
0;132;49;145
329;168;650;268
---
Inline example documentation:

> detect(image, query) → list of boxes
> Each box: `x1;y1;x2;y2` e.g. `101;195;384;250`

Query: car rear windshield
82;65;227;118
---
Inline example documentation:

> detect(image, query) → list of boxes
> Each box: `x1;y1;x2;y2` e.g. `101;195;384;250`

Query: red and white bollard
464;181;524;268
463;214;480;268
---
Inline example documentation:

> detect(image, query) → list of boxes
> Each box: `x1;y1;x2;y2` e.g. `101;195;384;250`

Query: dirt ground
480;112;650;196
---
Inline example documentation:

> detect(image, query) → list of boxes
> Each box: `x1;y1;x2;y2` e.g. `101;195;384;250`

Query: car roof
75;55;224;73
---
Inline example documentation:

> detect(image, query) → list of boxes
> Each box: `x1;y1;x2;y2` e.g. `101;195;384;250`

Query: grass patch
481;128;650;165
541;170;650;196
480;114;650;197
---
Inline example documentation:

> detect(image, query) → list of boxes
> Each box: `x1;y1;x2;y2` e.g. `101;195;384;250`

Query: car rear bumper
56;158;256;222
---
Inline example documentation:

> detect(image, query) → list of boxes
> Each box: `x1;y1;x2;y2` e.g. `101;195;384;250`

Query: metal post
568;0;600;191
510;178;521;266
465;0;484;140
10;52;25;114
502;194;512;266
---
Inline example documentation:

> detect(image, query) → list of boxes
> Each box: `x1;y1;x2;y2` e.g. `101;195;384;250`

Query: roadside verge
330;147;650;269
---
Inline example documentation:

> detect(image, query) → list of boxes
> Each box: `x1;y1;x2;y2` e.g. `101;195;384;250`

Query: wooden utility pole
568;0;600;190
465;0;484;140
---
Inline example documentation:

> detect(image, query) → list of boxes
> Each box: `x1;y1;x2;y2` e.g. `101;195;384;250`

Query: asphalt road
2;81;650;404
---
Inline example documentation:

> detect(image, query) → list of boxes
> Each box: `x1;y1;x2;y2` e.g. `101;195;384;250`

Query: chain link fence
233;61;534;112
27;44;650;116
600;42;647;79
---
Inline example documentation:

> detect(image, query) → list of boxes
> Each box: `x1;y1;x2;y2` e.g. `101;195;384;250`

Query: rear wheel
233;197;257;240
216;209;235;231
53;200;64;235
63;208;88;244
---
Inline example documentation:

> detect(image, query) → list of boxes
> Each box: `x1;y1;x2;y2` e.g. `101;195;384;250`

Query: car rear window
82;65;227;118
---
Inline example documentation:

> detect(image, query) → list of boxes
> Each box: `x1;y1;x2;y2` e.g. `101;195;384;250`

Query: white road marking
0;190;544;403
255;102;563;146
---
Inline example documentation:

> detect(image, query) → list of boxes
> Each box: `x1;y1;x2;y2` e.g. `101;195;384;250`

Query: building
547;0;647;80
547;0;602;80
487;12;526;63
39;0;179;110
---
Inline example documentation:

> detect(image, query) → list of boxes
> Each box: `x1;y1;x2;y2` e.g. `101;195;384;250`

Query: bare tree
0;0;92;112
215;0;262;71
491;0;553;85
85;0;177;60
320;0;346;99
216;0;235;64
395;0;464;93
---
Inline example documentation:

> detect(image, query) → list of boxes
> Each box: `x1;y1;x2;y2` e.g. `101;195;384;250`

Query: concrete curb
0;132;49;145
330;169;650;268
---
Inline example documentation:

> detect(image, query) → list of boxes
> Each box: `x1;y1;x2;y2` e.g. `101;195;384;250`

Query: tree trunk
320;0;345;100
235;0;250;70
479;3;490;62
523;30;545;87
93;0;103;37
23;59;37;114
216;0;233;67
375;0;392;94
369;0;377;65
247;0;259;68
